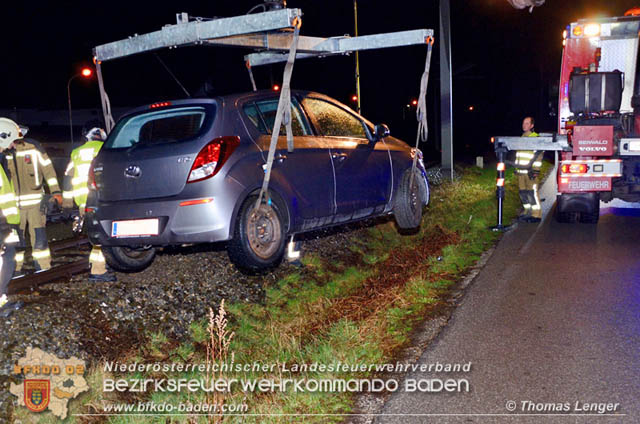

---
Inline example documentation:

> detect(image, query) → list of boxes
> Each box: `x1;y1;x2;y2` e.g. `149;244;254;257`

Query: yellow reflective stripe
65;161;74;174
5;231;19;243
19;199;42;207
523;204;532;209
47;178;58;187
72;176;89;185
16;150;38;157
2;207;18;216
516;152;535;159
19;194;43;200
63;192;74;199
0;193;15;203
73;187;89;196
32;249;51;259
15;252;24;261
79;148;95;161
89;251;105;262
531;205;541;210
5;155;12;160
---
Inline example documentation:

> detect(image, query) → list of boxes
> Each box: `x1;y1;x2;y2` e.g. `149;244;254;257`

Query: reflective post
491;142;510;232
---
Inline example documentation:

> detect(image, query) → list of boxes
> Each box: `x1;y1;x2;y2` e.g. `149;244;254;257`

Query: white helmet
0;118;21;150
85;127;107;141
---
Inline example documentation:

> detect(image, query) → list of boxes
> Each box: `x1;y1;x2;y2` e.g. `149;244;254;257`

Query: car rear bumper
86;195;237;247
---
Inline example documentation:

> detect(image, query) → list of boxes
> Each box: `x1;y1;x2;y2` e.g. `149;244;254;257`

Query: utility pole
439;0;454;180
354;0;362;114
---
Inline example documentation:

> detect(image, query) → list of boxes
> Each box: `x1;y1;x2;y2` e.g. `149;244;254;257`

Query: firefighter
0;118;23;316
514;116;543;223
63;127;116;282
2;118;61;273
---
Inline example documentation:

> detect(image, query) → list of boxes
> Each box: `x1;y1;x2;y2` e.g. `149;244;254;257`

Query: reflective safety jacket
515;132;543;175
5;139;61;208
0;158;20;243
62;139;103;211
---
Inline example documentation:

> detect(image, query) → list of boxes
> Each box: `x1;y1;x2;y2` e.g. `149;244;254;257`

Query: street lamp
67;67;93;148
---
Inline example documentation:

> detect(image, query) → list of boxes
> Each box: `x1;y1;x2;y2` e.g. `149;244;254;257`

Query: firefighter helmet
0;118;21;150
85;127;107;141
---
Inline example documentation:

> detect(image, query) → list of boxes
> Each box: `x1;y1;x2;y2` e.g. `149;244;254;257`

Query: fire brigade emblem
24;379;50;412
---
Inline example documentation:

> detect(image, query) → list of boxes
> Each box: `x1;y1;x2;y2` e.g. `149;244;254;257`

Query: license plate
111;219;159;237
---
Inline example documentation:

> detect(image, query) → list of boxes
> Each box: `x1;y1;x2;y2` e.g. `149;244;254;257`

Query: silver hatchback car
86;90;429;272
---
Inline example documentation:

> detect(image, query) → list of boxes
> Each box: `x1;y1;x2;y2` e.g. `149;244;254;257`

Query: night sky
3;0;640;157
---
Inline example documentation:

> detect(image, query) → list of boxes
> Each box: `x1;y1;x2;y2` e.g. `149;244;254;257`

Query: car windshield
104;106;208;149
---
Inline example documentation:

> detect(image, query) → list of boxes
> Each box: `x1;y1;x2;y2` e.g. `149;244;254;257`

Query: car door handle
275;153;287;163
332;152;347;161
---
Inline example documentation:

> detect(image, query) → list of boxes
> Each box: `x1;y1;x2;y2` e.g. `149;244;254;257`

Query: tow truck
494;7;640;224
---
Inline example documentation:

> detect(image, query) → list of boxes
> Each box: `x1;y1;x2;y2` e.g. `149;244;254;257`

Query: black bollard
491;143;511;232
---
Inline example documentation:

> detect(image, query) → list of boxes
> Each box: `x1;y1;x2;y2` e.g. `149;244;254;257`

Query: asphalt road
375;175;640;423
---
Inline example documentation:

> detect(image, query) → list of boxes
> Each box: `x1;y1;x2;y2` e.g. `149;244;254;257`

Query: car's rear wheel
394;168;426;229
102;245;156;272
228;196;286;272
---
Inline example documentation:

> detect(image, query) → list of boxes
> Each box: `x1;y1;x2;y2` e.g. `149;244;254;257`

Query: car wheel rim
247;205;281;260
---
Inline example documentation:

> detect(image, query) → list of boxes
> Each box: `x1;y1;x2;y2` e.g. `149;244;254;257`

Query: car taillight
88;165;96;190
561;163;588;174
187;136;240;183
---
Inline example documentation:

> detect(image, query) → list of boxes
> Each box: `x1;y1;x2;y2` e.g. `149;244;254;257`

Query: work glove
52;193;63;206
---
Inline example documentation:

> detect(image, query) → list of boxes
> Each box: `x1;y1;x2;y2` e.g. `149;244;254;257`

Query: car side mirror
374;124;390;141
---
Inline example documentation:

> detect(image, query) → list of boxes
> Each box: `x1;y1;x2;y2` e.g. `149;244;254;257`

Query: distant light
273;84;280;91
351;95;358;102
584;23;600;37
572;25;583;37
81;67;93;78
562;29;567;40
625;7;640;16
411;99;418;106
406;104;411;108
468;105;475;111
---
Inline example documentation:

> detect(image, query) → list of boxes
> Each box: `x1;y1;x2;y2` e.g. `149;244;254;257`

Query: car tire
227;195;286;272
555;211;578;223
394;168;426;229
102;245;156;273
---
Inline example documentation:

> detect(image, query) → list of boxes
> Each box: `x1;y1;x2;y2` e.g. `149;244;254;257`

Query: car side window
243;99;310;136
303;98;367;138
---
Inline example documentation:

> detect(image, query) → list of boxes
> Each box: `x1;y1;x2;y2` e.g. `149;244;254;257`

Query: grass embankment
18;164;533;424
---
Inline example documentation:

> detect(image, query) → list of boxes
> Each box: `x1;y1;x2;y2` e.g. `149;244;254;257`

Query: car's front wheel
227;196;286;272
394;168;427;229
102;245;156;272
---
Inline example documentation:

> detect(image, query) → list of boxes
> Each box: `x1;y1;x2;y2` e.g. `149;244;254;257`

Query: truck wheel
394;168;427;229
102;246;156;272
579;200;600;224
555;211;578;223
228;196;286;272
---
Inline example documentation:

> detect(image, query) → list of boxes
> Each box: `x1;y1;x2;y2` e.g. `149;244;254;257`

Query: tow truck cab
556;9;640;222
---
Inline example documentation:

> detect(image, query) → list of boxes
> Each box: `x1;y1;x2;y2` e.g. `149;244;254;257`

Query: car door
242;97;335;230
301;96;391;218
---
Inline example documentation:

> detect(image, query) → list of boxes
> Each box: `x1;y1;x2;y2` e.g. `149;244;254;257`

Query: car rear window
105;107;208;149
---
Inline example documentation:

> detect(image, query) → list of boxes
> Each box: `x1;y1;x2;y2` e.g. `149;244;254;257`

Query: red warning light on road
351;95;358;102
411;99;418;106
273;84;280;91
81;68;93;78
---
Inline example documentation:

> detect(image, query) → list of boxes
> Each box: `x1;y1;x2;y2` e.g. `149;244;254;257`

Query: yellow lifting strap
410;36;434;188
255;18;301;211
